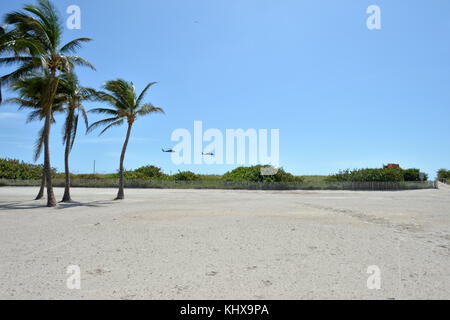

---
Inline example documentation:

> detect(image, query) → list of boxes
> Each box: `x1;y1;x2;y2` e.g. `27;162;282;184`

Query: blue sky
1;0;449;177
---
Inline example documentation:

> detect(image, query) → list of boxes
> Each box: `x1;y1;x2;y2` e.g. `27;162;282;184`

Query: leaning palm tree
58;73;90;202
6;73;65;200
1;0;94;206
88;79;164;199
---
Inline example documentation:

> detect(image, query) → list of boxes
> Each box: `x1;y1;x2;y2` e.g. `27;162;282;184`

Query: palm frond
0;56;33;67
27;109;43;123
62;108;74;144
60;38;92;54
87;117;120;134
0;62;37;86
79;105;89;129
89;107;119;116
33;124;45;161
103;79;133;109
23;0;62;49
4;97;35;108
88;89;121;107
65;56;95;71
99;119;123;135
69;113;78;151
137;103;165;116
136;82;157;107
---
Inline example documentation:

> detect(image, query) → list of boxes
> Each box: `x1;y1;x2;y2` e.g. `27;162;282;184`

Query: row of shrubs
326;166;428;182
0;159;303;183
0;158;435;183
55;165;303;182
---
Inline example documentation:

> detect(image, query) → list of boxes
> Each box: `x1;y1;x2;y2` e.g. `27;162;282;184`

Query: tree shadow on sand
0;200;116;210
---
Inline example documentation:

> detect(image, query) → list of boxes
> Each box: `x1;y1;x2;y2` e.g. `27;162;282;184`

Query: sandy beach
0;186;449;299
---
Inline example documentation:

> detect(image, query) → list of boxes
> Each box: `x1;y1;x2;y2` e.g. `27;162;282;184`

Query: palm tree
1;0;95;206
88;79;164;199
58;73;90;202
6;73;65;200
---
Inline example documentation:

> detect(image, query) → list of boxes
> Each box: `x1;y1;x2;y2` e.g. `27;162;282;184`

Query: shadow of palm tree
0;202;45;210
56;200;115;210
0;200;116;210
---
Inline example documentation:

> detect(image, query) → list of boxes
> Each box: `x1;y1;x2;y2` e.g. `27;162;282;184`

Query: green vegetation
326;166;428;182
297;175;327;183
0;158;436;191
437;169;450;182
0;158;55;180
171;171;200;181
222;165;303;183
402;168;428;182
122;165;168;180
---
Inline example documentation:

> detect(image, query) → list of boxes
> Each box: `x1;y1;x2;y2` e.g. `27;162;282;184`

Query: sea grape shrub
171;170;200;181
437;169;450;180
130;165;168;179
402;169;428;181
0;158;55;180
326;167;407;182
109;165;168;180
222;165;303;183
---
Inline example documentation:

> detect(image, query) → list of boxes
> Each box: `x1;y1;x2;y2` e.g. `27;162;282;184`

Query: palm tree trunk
35;169;46;200
61;124;73;202
44;108;56;207
116;123;132;200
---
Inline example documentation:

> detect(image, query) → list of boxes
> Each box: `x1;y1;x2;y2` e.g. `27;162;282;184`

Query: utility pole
93;160;96;177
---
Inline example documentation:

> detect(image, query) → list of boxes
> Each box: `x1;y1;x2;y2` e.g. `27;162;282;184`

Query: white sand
0;186;449;299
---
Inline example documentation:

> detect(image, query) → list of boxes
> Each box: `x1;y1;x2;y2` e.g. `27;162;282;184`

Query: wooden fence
0;179;438;191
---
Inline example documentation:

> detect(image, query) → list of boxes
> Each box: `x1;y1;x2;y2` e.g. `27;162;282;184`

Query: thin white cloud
77;137;149;144
0;140;33;150
0;134;31;140
0;112;23;120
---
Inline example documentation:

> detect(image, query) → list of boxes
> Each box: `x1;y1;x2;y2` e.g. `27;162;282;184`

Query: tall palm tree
1;0;94;206
6;73;65;200
58;73;90;202
88;79;164;200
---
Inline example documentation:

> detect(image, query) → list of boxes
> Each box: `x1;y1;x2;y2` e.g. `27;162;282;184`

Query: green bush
171;170;200;181
402;168;428;181
326;166;428;182
437;169;450;180
327;167;405;182
102;165;168;180
0;158;55;180
222;165;303;183
135;165;166;178
124;165;168;180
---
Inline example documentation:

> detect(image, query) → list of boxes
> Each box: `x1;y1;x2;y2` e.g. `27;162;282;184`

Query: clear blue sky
1;0;449;177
